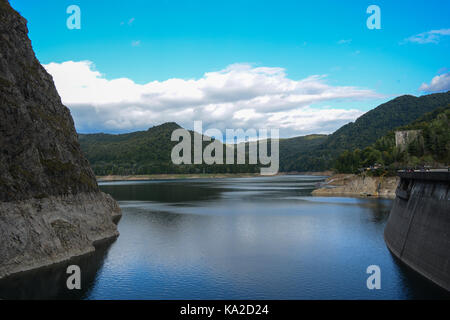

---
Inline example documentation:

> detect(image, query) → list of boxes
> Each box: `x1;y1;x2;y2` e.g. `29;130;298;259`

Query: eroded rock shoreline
312;174;400;198
0;192;121;280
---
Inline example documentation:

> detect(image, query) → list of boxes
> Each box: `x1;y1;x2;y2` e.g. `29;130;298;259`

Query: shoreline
97;172;399;199
312;173;400;199
0;192;121;280
97;173;262;182
96;172;332;182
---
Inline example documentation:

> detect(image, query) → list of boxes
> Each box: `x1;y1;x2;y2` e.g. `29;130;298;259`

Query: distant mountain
334;105;450;174
322;91;450;153
79;122;182;165
79;91;450;175
278;135;328;171
79;122;261;175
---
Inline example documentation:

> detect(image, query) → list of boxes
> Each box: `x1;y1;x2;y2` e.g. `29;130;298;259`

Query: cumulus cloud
419;72;450;93
44;61;380;137
402;29;450;44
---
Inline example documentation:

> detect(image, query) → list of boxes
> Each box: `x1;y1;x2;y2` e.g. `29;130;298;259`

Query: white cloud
402;29;450;44
337;39;352;45
419;72;450;93
120;17;135;26
44;61;381;137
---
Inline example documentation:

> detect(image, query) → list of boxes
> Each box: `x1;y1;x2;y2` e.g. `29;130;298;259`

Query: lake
1;175;449;299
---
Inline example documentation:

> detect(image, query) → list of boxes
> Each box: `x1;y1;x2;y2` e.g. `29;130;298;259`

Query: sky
10;0;450;138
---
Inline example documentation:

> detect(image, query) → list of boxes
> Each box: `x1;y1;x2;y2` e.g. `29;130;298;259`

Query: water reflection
0;241;114;300
1;176;449;299
99;180;226;203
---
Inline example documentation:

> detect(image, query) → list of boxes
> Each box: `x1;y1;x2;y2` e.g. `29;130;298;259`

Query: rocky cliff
0;0;121;279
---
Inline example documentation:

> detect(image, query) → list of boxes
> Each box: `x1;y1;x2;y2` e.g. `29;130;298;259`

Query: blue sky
10;0;450;136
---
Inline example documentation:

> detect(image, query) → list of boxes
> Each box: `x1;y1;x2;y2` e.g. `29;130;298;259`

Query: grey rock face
0;0;97;201
0;0;121;279
0;192;121;279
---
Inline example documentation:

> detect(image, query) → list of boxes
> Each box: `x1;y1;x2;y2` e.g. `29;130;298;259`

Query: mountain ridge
79;92;450;175
282;91;450;171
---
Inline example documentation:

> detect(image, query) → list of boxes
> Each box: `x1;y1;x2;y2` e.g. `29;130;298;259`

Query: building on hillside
395;130;422;152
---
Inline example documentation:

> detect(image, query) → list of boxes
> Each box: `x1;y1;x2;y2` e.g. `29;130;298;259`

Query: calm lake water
1;175;449;299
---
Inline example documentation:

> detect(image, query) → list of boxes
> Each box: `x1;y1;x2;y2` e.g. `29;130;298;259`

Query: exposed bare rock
0;192;121;279
312;174;400;198
0;0;121;279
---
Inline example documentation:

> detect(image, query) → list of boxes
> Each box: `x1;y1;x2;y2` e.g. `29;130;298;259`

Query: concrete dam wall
384;171;450;291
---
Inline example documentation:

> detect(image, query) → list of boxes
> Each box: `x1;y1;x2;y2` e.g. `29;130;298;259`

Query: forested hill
79;122;327;175
79;122;194;175
79;91;450;175
322;91;450;153
277;134;328;171
79;122;182;165
334;105;450;174
282;91;450;172
79;122;261;175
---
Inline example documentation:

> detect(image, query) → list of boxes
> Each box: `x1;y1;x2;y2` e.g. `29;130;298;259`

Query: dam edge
384;170;450;292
